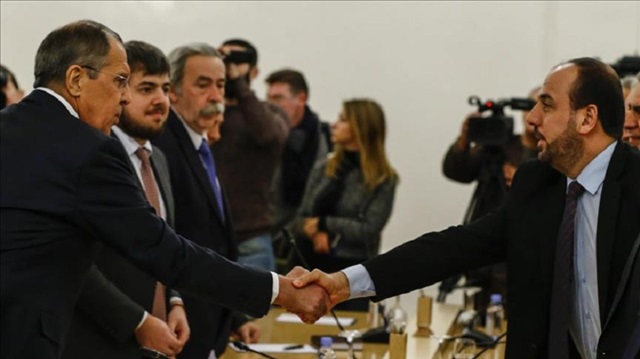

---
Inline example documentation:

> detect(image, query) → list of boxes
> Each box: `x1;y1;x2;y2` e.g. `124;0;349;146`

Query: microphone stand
231;341;278;359
282;229;361;359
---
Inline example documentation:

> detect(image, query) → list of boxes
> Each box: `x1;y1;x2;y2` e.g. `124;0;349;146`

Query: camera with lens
467;96;535;147
222;50;255;65
610;55;640;78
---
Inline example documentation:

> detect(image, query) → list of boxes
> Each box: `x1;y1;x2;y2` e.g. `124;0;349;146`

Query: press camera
467;96;536;147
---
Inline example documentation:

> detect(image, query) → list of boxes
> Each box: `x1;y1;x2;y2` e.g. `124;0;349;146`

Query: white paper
228;343;317;354
275;312;356;326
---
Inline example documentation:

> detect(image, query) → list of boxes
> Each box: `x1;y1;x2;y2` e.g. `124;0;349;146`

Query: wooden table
222;302;464;359
221;307;387;359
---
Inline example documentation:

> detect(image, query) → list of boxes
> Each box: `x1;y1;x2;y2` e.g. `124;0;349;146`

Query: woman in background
289;98;398;311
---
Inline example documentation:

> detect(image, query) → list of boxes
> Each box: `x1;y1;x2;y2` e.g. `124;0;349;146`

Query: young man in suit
152;43;259;359
0;20;328;359
63;40;190;359
294;58;640;359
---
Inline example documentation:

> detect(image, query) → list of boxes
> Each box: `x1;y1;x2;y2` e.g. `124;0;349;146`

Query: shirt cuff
169;297;184;307
135;311;149;330
270;271;279;304
342;264;376;299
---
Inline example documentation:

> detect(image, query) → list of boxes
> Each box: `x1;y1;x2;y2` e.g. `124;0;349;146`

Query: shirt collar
568;141;617;195
173;109;207;150
36;87;79;119
111;125;153;156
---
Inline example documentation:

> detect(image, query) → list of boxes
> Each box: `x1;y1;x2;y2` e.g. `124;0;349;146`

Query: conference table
220;301;504;359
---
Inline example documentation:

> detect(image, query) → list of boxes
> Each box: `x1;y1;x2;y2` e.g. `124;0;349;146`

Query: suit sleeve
363;207;508;301
75;265;145;343
73;138;273;318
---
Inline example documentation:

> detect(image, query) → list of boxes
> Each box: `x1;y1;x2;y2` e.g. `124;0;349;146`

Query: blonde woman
289;98;398;311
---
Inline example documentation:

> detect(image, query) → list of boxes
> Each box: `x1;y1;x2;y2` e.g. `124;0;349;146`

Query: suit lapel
597;142;632;326
167;112;227;225
537;171;567;285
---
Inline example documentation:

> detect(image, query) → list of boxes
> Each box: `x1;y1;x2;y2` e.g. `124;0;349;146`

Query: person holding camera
215;39;289;272
439;88;540;310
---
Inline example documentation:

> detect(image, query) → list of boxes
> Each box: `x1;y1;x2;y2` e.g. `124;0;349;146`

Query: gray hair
621;73;640;91
167;43;221;92
33;20;122;88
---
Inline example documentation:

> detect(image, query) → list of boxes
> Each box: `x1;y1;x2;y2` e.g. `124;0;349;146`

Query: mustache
534;127;545;141
144;104;168;115
200;102;225;117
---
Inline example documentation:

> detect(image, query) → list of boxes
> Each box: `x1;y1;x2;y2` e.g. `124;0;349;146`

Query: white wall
2;1;639;310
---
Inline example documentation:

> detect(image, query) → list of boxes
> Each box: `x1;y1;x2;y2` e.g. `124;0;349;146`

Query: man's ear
577;104;599;135
65;65;85;97
297;91;307;104
169;86;179;104
249;66;259;81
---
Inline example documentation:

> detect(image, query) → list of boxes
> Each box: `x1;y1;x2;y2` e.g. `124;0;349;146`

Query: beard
539;114;584;173
118;111;166;140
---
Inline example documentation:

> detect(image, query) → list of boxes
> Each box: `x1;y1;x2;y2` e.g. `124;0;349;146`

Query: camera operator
439;88;540;311
215;39;289;272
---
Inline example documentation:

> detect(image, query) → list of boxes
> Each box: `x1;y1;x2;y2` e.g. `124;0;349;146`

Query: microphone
281;228;346;332
231;341;278;359
437;274;463;302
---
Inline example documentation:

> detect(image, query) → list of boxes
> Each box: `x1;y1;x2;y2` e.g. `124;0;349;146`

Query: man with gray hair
0;20;328;359
622;73;640;152
151;43;258;359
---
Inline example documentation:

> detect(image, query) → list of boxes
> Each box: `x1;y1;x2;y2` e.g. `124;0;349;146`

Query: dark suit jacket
0;90;272;359
152;110;246;358
364;142;640;359
62;141;182;359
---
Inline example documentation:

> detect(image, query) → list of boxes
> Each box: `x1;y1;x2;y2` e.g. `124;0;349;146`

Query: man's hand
303;217;319;238
167;304;190;354
292;269;351;308
231;321;260;344
274;275;329;324
135;315;180;357
312;232;330;254
455;112;480;151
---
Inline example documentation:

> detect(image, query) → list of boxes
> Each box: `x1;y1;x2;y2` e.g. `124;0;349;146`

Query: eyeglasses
81;65;129;90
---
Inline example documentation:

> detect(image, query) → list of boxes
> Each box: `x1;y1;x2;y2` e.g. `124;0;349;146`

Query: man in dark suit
0;20;328;359
152;43;259;359
294;58;640;359
63;40;190;359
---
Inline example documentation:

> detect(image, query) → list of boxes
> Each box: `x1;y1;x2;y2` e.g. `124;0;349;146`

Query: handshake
272;266;352;323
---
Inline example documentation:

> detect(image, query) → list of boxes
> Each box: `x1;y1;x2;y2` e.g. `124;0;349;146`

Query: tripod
437;146;509;307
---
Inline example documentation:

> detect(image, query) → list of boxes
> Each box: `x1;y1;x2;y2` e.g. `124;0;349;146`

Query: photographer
215;39;289;272
439;88;539;310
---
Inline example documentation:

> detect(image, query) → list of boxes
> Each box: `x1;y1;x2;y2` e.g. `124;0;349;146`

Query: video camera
467;96;536;147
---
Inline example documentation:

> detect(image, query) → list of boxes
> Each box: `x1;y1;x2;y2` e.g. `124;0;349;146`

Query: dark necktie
548;181;585;359
197;139;225;221
135;147;167;322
